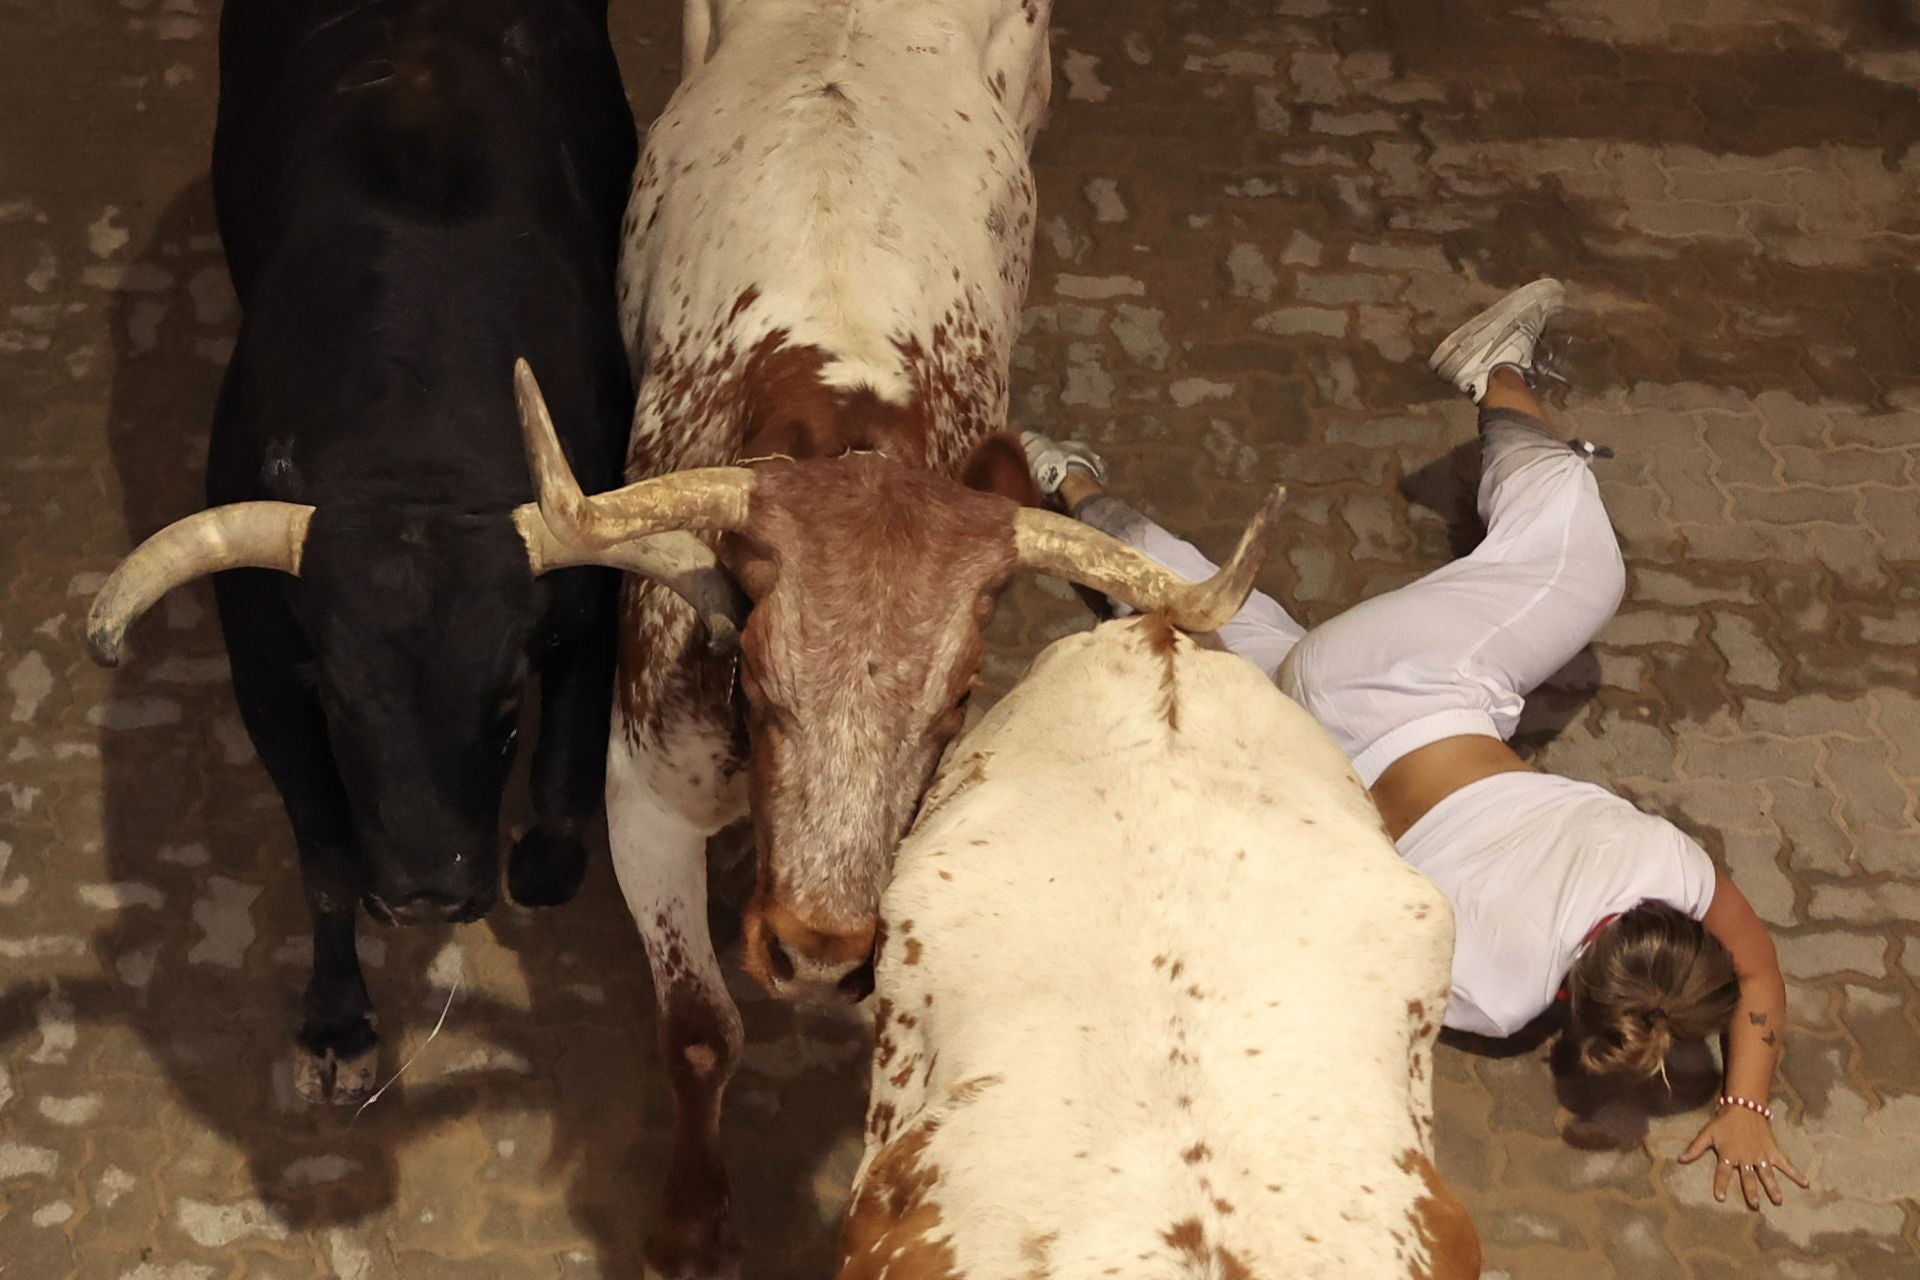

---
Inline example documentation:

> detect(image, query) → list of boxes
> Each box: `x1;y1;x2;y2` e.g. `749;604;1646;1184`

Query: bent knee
1561;525;1627;627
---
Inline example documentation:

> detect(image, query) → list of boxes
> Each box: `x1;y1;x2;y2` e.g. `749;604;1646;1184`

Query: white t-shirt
1397;771;1720;1039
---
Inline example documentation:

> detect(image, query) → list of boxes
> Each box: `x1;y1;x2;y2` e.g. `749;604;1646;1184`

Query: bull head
81;377;747;927
507;360;1286;1002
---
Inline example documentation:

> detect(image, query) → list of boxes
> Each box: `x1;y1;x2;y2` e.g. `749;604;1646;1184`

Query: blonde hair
1566;902;1740;1077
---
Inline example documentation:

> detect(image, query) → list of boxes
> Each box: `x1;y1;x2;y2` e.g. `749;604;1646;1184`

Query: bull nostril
765;933;796;983
838;959;875;1001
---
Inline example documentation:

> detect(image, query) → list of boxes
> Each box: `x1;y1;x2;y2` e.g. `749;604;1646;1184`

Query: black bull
86;0;638;1103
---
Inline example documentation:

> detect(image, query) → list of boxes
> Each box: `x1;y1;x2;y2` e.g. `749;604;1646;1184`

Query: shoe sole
1428;278;1567;381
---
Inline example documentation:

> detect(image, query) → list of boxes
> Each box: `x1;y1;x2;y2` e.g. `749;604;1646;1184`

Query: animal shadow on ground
2;178;864;1276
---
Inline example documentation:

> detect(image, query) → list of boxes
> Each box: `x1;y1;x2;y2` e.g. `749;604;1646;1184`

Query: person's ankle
1056;472;1105;511
1487;364;1533;395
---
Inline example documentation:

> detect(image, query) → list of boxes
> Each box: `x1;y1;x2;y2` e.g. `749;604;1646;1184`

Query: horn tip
85;627;125;669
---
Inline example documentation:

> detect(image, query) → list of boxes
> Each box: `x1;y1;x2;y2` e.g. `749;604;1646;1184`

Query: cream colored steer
840;615;1482;1280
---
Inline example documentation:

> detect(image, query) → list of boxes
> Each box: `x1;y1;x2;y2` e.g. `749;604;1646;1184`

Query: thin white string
352;973;460;1122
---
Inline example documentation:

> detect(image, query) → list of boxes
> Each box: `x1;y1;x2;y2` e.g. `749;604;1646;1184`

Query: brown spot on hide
904;938;923;966
1161;1213;1256;1277
1182;1142;1211;1165
838;1122;958;1280
1163;1218;1207;1253
736;339;930;465
1133;614;1184;729
1021;1231;1059;1267
1396;1149;1483;1280
949;1074;1001;1105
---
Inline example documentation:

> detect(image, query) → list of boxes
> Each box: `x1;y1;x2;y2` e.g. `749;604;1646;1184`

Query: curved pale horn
514;359;753;546
512;358;753;652
87;502;314;667
1014;485;1287;632
513;504;747;655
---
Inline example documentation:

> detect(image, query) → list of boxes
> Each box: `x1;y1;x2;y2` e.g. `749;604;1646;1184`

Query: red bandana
1554;912;1623;1002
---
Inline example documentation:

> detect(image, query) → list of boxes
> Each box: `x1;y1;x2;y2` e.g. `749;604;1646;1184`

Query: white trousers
1079;412;1626;786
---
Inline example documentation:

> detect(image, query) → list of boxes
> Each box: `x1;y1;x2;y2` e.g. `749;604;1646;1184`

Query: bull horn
86;501;314;667
1013;485;1287;632
513;504;748;655
514;359;754;545
512;358;754;652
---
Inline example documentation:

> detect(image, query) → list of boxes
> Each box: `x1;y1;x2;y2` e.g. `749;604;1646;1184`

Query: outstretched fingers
1771;1147;1811;1190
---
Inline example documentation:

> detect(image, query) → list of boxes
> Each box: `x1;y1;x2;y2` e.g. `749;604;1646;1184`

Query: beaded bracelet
1718;1093;1773;1121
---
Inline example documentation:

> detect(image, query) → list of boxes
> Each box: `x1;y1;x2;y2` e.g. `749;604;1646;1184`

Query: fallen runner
1021;278;1807;1211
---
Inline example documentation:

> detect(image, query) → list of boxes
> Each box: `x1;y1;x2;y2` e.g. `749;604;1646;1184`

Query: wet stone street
4;0;1920;1276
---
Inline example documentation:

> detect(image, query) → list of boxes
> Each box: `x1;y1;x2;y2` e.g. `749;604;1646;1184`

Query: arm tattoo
1762;1030;1779;1047
1748;1012;1769;1026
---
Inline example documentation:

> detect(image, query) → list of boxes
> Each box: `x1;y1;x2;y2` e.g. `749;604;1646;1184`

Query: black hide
199;0;635;1100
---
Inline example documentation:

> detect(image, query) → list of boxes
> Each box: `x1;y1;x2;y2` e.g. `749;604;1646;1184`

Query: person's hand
1678;1105;1809;1209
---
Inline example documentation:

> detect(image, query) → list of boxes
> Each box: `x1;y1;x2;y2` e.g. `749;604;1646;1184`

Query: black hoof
508;825;589;908
295;1017;379;1105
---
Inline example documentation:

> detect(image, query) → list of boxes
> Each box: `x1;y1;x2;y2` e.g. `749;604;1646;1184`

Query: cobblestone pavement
4;0;1919;1276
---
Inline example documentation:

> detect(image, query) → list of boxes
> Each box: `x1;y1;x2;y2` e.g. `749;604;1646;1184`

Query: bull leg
214;572;379;1103
296;844;379;1105
608;715;748;1280
508;569;618;908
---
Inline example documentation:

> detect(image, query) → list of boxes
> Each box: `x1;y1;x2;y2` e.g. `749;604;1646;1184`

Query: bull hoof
294;1042;382;1106
507;826;589;908
294;1015;380;1106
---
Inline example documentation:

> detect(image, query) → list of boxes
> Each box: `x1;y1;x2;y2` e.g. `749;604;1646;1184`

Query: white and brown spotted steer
507;1;1290;1274
839;616;1484;1280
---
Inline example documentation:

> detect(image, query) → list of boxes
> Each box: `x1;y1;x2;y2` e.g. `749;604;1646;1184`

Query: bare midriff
1368;733;1537;842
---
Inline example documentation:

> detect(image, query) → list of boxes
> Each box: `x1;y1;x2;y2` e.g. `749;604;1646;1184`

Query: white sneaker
1428;278;1568;402
1020;430;1109;497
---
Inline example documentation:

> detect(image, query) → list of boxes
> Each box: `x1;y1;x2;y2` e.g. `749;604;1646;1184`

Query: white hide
598;6;1054;1270
617;0;1052;477
848;619;1465;1279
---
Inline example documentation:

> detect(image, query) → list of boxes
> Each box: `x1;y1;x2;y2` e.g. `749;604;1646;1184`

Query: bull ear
960;431;1041;507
